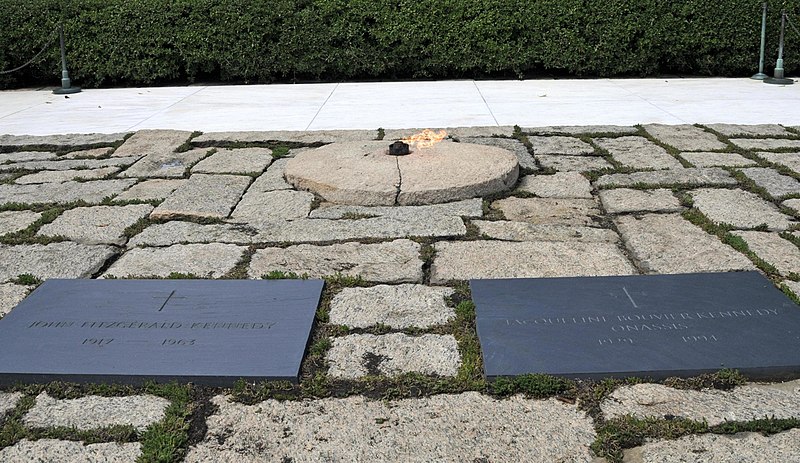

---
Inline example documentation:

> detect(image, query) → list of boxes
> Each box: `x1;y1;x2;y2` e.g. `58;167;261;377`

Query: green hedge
0;0;797;88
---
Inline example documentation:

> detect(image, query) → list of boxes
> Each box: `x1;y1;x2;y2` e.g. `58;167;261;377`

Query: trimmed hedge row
0;0;797;88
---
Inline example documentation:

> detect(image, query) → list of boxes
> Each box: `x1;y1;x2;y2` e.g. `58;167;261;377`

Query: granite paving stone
690;188;795;231
193;129;378;145
679;151;757;168
536;155;613;172
329;284;455;329
595;168;738;188
705;123;792;137
516;172;593;198
0;439;141;463
0;284;29;317
0;180;136;206
24;392;170;432
492;197;601;226
613;214;755;274
783;198;800;214
248;239;422;283
113;179;186;202
230;189;313;223
594;136;683;169
0;210;41;235
14;167;119;184
0;151;57;163
384;127;514;140
784;280;800;297
0;392;22;418
731;231;800;277
599;188;682;214
527;136;594;155
756;151;800;173
191;148;273;174
248;158;292;192
0;157;138;173
60;147;113;159
526;125;638;135
0;242;116;282
103;243;245;278
730;138;800;150
186;392;596;463
130;215;465;245
150;174;251;220
0;133;128;150
309;199;483;219
112;129;191;158
37;204;154;245
473;220;619;243
430;240;635;283
740;167;800;198
326;333;460;378
623;429;800;463
602;380;800;426
127;222;258;247
460;137;537;171
643;124;727;151
119;148;210;178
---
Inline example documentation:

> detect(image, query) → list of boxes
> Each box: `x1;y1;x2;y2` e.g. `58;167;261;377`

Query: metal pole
765;11;794;85
752;1;768;79
53;23;81;94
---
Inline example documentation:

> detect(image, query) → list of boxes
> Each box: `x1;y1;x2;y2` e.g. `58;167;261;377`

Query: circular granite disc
285;141;519;206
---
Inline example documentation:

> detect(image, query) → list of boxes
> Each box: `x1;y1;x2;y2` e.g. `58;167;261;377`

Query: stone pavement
0;124;799;461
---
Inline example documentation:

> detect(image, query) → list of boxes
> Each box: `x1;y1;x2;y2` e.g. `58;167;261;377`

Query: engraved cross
153;290;188;312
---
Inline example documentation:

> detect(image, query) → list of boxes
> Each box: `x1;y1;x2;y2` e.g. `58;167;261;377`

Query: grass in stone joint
375;128;385;141
261;270;310;280
0;207;68;246
591;415;709;463
10;273;42;286
174;131;203;153
662;368;746;390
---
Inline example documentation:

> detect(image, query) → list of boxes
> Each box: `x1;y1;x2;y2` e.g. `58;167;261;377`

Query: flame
401;129;447;149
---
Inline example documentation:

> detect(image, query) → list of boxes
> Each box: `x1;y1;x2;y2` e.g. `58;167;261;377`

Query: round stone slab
285;141;519;206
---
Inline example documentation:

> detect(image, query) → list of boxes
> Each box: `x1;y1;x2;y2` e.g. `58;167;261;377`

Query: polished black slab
471;272;800;380
0;279;323;386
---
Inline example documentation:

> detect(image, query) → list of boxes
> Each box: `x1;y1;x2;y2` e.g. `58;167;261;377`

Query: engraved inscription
82;338;113;346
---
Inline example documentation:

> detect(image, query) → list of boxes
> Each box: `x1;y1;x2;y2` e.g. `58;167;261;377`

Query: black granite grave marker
471;272;800;380
0;279;323;386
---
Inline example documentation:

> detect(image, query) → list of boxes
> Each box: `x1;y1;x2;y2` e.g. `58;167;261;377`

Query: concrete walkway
1;77;799;135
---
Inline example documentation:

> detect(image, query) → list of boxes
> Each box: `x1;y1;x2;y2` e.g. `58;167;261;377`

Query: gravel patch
187;392;596;463
329;284;455;329
0;210;42;235
0;242;116;282
601;380;800;425
473;220;619;243
37;204;153;245
516;172;593;198
614;214;755;274
327;333;460;378
594;136;683;169
248;239;423;283
731;231;800;277
599;188;682;214
24;392;170;432
103;243;245;278
690;188;795;231
643;124;726;151
430;240;635;283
